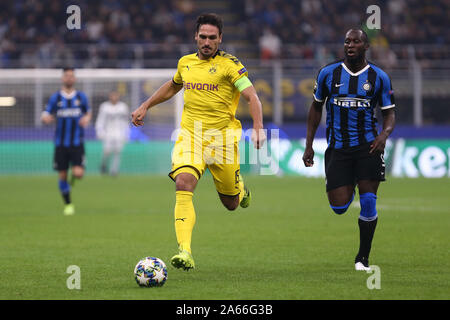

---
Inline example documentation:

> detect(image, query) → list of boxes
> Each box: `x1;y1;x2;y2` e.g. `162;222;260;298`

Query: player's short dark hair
196;13;223;35
360;30;369;44
63;67;75;73
346;29;369;44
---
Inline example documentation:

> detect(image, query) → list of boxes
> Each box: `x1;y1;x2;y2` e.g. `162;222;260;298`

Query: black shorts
324;142;385;192
53;145;85;171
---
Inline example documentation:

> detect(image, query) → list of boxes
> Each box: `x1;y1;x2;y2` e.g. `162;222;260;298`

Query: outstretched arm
131;80;183;126
302;100;324;167
241;85;265;149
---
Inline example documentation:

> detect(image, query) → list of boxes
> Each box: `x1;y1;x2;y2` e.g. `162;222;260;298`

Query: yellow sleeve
223;54;248;84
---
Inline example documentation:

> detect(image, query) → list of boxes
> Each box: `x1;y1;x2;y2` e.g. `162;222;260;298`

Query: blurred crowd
250;0;450;64
0;0;197;67
0;0;448;68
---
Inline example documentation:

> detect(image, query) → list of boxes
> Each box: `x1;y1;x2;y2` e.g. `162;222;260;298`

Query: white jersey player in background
95;91;130;176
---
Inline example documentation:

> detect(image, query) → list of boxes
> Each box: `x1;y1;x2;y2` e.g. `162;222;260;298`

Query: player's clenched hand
369;132;388;153
78;115;90;128
41;113;55;125
131;105;147;127
251;128;266;149
302;147;315;167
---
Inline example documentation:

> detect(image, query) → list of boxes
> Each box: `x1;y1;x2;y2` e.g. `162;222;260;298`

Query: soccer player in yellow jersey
132;13;265;270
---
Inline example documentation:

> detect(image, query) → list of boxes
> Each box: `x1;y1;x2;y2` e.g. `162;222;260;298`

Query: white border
341;63;370;77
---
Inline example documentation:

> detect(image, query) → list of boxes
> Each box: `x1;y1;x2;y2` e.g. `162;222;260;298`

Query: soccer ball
134;257;168;287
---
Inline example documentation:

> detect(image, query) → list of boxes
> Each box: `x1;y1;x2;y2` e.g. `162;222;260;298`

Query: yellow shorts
168;133;241;196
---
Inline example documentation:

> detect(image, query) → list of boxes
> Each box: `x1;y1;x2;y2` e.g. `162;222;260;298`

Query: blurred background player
95;91;130;176
132;13;265;271
302;29;396;271
41;68;92;215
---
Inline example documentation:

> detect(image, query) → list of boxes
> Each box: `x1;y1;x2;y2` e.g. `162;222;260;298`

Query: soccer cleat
355;256;371;271
355;262;371;271
170;250;195;271
239;186;251;208
63;203;75;216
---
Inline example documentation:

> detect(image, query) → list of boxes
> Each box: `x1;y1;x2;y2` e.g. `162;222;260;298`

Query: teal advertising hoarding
0;139;449;178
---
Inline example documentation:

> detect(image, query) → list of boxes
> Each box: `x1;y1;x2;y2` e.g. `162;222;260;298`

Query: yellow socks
174;191;196;254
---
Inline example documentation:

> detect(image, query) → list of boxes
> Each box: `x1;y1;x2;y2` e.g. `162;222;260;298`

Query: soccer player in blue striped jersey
303;29;396;271
41;68;92;215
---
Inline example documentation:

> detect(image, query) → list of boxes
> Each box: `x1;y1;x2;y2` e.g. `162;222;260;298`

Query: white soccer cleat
355;262;371;271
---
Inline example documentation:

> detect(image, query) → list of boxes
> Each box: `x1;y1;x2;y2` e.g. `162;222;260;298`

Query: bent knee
72;168;84;179
225;202;239;211
175;173;197;192
221;196;239;211
330;193;355;215
331;206;349;215
224;203;238;211
175;180;189;191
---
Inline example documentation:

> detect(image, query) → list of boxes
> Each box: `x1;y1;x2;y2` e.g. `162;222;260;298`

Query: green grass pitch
0;175;449;299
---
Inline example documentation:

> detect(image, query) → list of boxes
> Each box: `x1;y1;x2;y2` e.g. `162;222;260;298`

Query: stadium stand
0;0;448;68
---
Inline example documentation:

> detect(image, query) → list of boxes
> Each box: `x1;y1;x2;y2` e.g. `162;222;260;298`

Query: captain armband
234;76;253;92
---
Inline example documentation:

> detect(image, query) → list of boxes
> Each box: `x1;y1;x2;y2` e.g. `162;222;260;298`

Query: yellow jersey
173;50;248;140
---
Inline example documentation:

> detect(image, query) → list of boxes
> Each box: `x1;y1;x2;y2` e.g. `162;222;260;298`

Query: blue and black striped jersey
45;90;90;147
313;60;395;149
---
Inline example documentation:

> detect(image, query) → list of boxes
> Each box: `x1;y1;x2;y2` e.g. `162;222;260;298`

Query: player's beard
344;46;367;64
200;46;215;58
345;51;364;64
